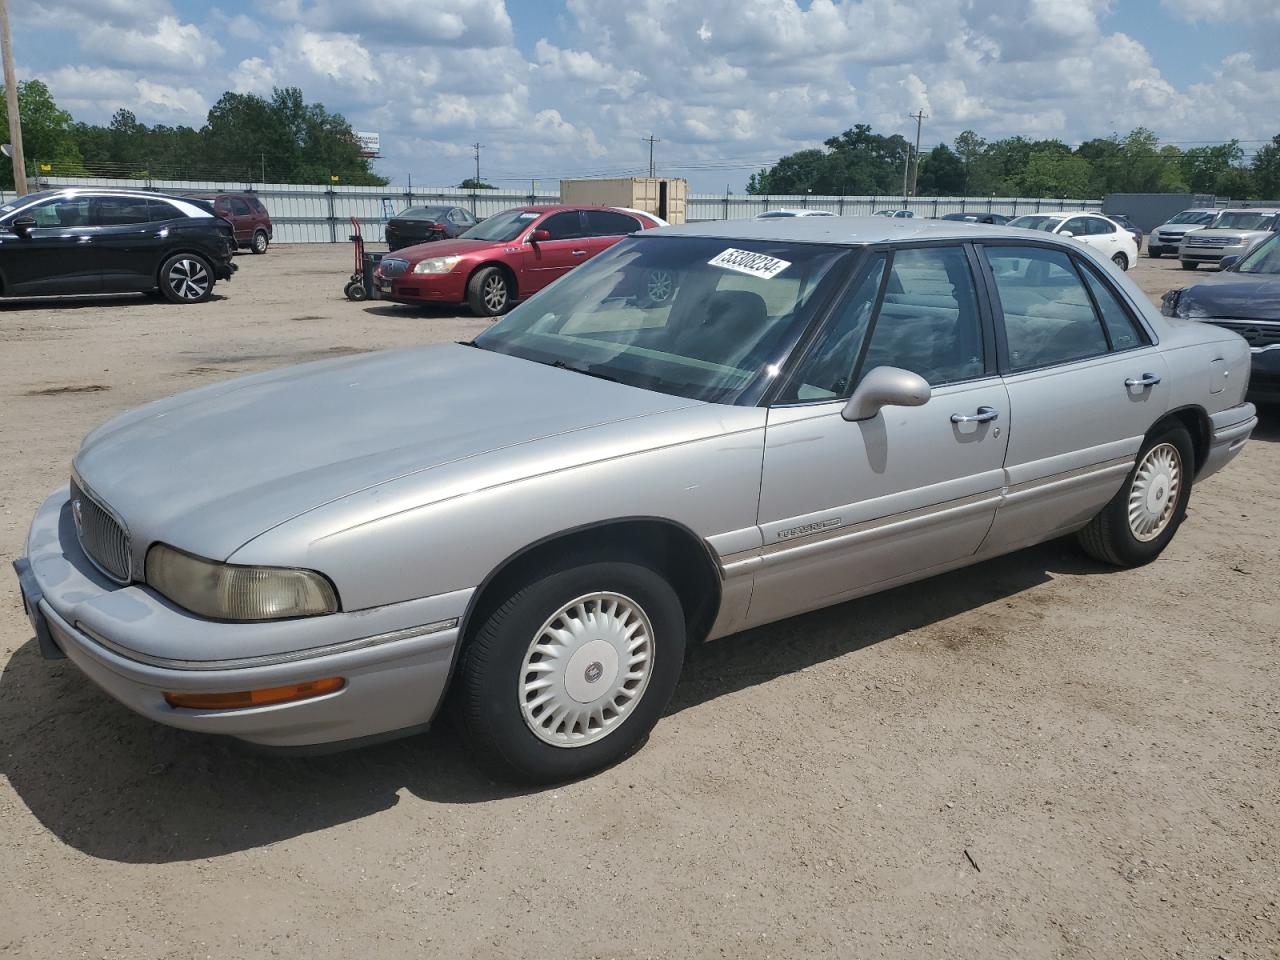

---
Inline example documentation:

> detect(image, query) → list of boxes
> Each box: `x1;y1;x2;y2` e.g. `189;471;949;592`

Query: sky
11;0;1280;192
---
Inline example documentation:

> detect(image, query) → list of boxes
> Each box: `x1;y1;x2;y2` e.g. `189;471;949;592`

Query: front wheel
466;266;512;317
159;253;214;304
1111;252;1129;270
456;560;686;783
1077;424;1194;567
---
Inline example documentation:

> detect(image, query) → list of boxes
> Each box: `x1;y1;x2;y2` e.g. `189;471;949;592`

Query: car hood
1176;273;1280;321
73;343;699;561
1186;228;1270;240
390;237;510;261
1155;222;1207;233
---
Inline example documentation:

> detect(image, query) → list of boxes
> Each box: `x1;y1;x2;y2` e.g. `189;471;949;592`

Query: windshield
1212;211;1276;230
1009;215;1063;232
472;235;852;405
398;206;450;219
1237;234;1280;274
460;208;542;242
1169;211;1215;225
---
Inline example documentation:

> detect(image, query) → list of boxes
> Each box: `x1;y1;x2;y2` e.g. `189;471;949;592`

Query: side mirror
841;366;931;422
1219;255;1240;270
10;215;36;236
528;229;551;243
1059;230;1074;238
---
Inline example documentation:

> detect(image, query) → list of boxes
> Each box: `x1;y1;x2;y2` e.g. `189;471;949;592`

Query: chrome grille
70;479;131;582
1157;231;1187;243
1204;320;1280;348
379;257;410;278
1185;236;1237;248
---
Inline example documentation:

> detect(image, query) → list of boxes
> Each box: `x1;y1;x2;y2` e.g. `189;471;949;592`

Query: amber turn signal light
164;677;345;710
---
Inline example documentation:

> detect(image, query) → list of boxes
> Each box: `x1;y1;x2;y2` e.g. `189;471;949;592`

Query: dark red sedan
375;205;661;316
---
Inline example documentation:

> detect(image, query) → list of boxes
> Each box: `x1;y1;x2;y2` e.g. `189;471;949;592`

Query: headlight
145;544;339;621
1161;289;1181;318
413;255;462;274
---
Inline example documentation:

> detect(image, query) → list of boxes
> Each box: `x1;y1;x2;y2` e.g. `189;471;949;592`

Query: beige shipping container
559;177;687;224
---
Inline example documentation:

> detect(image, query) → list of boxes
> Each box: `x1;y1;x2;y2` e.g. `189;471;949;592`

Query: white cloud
44;65;208;124
294;0;513;46
1161;0;1280;21
80;16;221;72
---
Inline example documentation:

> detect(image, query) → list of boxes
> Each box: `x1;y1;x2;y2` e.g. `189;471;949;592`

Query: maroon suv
183;193;273;254
375;205;660;316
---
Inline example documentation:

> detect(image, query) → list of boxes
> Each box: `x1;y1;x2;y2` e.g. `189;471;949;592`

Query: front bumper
378;268;468;305
1197;402;1257;482
14;487;469;748
1180;243;1248;265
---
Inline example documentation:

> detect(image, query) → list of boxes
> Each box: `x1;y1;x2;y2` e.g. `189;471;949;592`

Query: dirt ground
1;244;1277;960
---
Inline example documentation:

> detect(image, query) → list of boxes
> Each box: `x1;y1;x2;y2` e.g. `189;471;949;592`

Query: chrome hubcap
1128;442;1181;541
168;259;209;299
483;275;507;310
519;592;654;748
646;269;673;302
254;233;267;252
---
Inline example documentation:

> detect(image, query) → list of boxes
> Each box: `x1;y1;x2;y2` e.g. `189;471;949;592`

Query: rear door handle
951;406;999;424
571;249;588;256
1125;373;1162;388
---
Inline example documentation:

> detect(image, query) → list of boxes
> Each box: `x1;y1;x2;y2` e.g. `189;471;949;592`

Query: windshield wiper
548;359;620;383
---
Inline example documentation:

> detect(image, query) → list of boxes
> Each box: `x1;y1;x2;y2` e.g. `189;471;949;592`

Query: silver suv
1179;208;1280;270
1148;208;1216;258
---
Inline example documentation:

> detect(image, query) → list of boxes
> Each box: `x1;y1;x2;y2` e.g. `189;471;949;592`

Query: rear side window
250;197;268;215
229;197;251;215
95;196;151;225
985;247;1110;371
1080;266;1148;351
584;210;642;237
148;199;183;222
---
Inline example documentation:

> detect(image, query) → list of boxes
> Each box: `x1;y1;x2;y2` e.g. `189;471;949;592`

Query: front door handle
1125;373;1162;389
571;249;588;257
951;406;999;424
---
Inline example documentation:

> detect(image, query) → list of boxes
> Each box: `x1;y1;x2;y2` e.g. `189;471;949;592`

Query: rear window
398;207;450;219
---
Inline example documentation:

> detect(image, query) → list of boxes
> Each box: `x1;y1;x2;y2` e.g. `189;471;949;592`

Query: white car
1008;213;1139;271
754;208;836;219
874;209;916;218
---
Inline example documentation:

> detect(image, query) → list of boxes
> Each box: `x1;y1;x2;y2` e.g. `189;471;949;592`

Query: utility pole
908;109;928;197
471;142;482;187
643;134;660;178
0;0;27;195
260;152;266;184
901;148;910;200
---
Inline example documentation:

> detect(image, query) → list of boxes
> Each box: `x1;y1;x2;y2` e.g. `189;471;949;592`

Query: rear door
749;244;1010;624
583;209;643;258
227;196;254;244
977;243;1168;553
93;195;164;291
521;211;590;293
0;194;102;295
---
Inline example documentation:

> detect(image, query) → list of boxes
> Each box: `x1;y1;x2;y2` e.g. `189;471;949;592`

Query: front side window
95;196;150;225
539;211;587;240
29;197;92;228
985;246;1109;371
473;236;850;405
1062;216;1092;236
1009;215;1062;233
1087;218;1117;235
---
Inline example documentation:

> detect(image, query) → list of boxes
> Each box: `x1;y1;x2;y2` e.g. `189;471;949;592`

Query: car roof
1215;207;1280;215
646;215;1082;246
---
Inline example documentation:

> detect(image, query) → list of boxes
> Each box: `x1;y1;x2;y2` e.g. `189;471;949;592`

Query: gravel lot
1;244;1277;960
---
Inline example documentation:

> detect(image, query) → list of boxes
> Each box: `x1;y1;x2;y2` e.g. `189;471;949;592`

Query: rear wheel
251;230;269;254
466;266;512;317
1111;252;1129;270
159;254;214;304
1078;424;1194;567
457;559;686;783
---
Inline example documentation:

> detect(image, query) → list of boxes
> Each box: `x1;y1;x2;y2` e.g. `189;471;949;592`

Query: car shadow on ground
1250;404;1280;442
358;302;478;320
0;293;228;311
0;537;1111;864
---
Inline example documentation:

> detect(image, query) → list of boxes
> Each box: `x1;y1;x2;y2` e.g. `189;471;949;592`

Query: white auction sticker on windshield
707;248;792;279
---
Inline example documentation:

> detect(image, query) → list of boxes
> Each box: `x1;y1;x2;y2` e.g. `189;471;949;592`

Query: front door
0;195;102;295
977;243;1169;553
748;244;1010;626
522;210;590;294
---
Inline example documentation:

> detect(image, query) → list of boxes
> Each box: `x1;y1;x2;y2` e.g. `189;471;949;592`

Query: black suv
0;189;237;303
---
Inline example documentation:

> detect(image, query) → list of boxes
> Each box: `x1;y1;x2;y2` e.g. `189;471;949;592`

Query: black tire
466;266;512;317
344;280;369;301
1077;424;1195;567
1180;261;1198;270
158;253;214;304
457;559;686;784
251;230;269;255
1147;251;1162;259
1111;252;1129;271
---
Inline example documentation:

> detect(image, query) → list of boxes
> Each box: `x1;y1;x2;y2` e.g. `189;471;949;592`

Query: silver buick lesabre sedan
15;218;1257;783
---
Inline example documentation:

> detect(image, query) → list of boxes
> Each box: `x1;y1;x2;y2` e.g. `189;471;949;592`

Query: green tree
1213;166;1255;199
1183;141;1243;194
458;177;495;189
1016;151;1092;197
916;143;965;195
0;79;83;186
1252;135;1280;198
